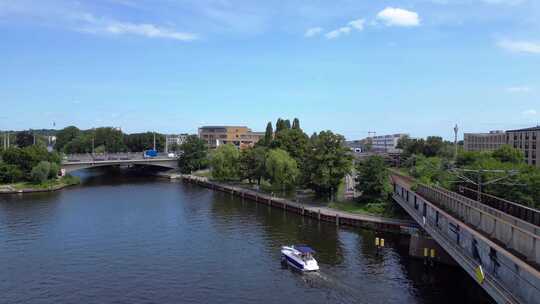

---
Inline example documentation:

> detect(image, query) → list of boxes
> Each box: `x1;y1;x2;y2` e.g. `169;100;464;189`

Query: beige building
198;126;264;149
507;126;539;167
464;127;539;167
464;131;506;152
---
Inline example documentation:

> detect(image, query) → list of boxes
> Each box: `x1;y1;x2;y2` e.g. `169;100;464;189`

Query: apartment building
507;126;539;167
198;126;264;149
464;131;506;152
367;134;408;153
464;126;540;167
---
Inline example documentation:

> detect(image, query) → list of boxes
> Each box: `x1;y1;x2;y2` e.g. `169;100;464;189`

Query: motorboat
281;245;319;272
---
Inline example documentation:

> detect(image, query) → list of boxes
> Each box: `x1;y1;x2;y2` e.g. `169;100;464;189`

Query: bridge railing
392;178;540;304
63;152;174;162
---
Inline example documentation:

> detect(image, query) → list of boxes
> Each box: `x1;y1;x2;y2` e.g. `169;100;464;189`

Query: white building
165;134;189;152
368;133;408;153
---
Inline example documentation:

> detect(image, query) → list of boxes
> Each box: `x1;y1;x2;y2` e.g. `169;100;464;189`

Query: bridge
61;153;179;173
391;172;540;304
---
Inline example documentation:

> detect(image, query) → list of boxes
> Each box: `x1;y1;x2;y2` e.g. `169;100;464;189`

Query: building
464;131;506;152
198;126;264;149
367;134;408;153
464;126;539;167
165;134;189;152
506;126;539;167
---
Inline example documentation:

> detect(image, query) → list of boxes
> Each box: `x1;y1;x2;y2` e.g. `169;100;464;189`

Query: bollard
336;214;339;226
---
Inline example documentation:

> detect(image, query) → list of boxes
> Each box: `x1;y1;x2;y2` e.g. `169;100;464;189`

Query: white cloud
348;19;365;31
304;27;323;37
76;13;197;41
522;109;537;116
376;7;420;27
497;39;540;54
325;26;351;39
506;86;532;93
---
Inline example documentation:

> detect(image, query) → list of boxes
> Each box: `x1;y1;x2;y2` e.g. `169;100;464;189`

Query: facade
198;126;264;149
165;134;189;152
367;133;408;153
464;126;540;167
463;131;506;152
506;127;539;167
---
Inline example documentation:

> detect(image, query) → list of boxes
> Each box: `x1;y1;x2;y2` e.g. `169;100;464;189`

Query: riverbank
180;174;417;235
0;176;81;194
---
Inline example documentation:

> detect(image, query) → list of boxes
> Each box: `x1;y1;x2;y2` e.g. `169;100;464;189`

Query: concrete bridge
61;153;179;173
391;172;540;304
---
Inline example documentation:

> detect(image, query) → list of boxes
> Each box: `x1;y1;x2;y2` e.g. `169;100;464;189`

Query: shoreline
180;174;418;235
0;183;75;194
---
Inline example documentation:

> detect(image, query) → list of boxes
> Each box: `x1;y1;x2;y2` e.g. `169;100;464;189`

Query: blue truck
143;149;158;158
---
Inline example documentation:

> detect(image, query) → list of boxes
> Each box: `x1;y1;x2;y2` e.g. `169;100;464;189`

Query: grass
328;198;408;219
192;170;212;178
9;175;81;191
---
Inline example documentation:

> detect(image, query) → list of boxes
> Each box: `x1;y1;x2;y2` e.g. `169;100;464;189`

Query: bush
49;162;60;179
30;161;51;183
0;163;24;183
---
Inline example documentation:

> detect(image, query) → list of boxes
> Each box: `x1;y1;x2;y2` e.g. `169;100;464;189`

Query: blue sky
0;0;539;140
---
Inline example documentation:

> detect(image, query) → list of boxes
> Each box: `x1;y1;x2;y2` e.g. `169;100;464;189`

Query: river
0;168;494;304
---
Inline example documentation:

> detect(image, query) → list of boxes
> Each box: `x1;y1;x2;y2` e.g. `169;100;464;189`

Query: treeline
54;126;173;154
398;137;540;208
178;118;353;198
0;145;62;184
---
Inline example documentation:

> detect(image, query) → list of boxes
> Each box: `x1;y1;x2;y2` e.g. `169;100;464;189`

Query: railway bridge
391;172;540;304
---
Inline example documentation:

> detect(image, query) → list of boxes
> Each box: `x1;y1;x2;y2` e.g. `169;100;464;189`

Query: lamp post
454;124;459;162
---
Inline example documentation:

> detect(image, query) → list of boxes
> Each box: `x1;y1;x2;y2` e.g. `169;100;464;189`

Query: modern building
198;126;264;149
367;133;408;153
165;134;189;152
464;126;540;167
463;131;506;152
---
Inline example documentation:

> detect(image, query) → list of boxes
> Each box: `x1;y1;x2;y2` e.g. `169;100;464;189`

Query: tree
284;119;291;129
16;131;34;148
93;127;127;153
292;118;300;130
209;144;240;181
355;156;389;201
492;145;524;164
275;118;286;134
239;146;267;184
49;162;60;179
30;161;51;183
0;163;23;183
409;155;450;186
423;136;444;157
271;128;309;163
55;126;80;151
304;131;353;197
262;122;273;146
265;148;299;190
178;135;208;174
124;132;165;152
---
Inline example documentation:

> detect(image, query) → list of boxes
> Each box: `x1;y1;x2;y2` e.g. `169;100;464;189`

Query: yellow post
375;237;380;246
475;265;485;284
430;249;435;258
424;248;428;257
380;238;385;247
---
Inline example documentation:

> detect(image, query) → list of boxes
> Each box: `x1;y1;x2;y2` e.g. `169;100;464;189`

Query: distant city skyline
0;0;539;140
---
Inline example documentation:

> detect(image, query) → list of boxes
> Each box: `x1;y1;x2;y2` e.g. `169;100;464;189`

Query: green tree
239;146;267;184
16;131;34;148
0;163;23;183
265;148;299;190
30;161;51;183
54;126;80;151
262;122;273;146
423;136;444;157
49;162;60;179
178;135;208;174
210;144;240;181
124;132;165;152
292;118;300;130
492;145;524;164
409;155;450;186
304;131;353;197
355;156;389;201
271;128;309;163
275;118;286;134
93;127;127;153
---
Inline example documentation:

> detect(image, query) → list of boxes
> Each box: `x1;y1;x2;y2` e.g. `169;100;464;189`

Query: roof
506;126;540;133
295;245;316;254
199;126;248;129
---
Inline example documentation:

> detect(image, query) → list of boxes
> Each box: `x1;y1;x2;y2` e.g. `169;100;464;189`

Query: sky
0;0;539;140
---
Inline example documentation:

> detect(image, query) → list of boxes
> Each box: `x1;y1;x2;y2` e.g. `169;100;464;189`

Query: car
167;153;177;158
